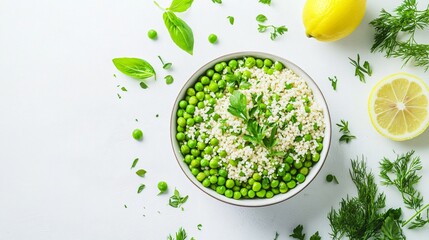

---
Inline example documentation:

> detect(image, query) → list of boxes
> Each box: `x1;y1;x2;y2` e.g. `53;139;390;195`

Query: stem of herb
402;203;429;227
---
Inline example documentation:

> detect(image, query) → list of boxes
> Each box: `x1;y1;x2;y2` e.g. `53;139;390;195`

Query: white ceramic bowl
170;52;332;207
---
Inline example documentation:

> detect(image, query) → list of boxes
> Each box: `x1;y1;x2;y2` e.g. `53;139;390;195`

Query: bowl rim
170;51;332;207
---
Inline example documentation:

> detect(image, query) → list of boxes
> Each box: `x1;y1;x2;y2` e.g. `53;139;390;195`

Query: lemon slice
368;73;429;141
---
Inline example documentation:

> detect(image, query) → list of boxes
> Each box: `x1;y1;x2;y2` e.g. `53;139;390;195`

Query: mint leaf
168;0;194;12
163;11;194;55
112;58;156;80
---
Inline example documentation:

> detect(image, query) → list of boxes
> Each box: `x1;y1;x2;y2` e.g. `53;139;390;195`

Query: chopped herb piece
326;174;339;184
124;204;127;208
273;232;279;240
256;14;267;23
211;0;222;3
131;158;139;169
136;169;147;177
259;0;271;5
137;184;145;193
169;188;189;208
117;93;122;99
290;225;305;240
165;75;174;85
309;232;321;240
258;24;288;40
158;56;172;69
336;120;356;143
140;81;149;89
328;76;338;90
113;74;116;78
120;86;127;92
167;227;188;240
227;16;234;25
197;224;202;230
156;114;159;117
349;54;372;83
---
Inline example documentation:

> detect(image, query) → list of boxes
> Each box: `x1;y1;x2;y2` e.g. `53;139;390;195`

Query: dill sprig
370;0;429;71
380;150;429;229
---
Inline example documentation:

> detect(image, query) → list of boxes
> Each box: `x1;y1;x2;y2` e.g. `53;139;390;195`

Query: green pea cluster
175;57;324;200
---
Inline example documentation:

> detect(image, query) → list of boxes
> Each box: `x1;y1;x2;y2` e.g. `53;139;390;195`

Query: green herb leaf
158;56;172;69
168;0;194;12
290;225;305;240
140;82;148;89
336;120;356;143
197;224;202;230
227;90;248;121
259;0;271;5
136;169;147;177
256;14;267;23
212;0;222;3
309;232;321;240
169;188;189;208
163;11;194;55
349;54;372;83
112;58;156;80
227;16;234;25
273;232;279;240
165;75;174;85
137;184;145;193
326;174;339;184
328;76;338;90
167;227;187;240
131;158;139;169
258;24;288;40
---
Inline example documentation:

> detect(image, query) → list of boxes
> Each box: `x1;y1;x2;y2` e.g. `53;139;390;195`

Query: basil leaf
163;11;194;55
140;82;148;89
131;158;139;169
227;16;234;25
136;169;147;177
137;184;145;193
168;0;194;12
256;14;267;23
112;58;156;80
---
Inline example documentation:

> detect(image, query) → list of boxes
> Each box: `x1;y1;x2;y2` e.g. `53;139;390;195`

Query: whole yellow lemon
303;0;366;42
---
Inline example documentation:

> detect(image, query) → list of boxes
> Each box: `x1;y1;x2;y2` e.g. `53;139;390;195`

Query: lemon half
303;0;366;42
368;73;429;141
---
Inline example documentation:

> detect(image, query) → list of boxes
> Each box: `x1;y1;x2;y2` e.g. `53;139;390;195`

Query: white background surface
1;0;428;239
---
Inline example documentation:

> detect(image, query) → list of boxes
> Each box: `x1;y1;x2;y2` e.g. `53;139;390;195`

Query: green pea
201;76;210;85
300;167;309;176
208;33;218;44
277;167;286;177
218;80;226;89
245;57;256;68
187;88;195;96
204;146;213;154
219;169;227;177
188;96;198;105
186;118;194;126
240;188;248;197
248;178;255;186
185;105;195;114
256;189;266;198
252;173;262;181
305;106;311;113
225;189;233;198
209;82;219;92
209;169;218;175
294;161;303;169
296;173;306;183
217;176;226;186
272;188;280;194
196;172;206;182
271;180;279;188
279;182;287;190
304;161;313;168
176;132;185;141
242;70;252;79
256;59;264;68
316;137;323;143
262;169;268;176
233;191;242;200
284;163;291;172
209;158;219;168
191;168;199;176
196;91;205;100
218;150;227;158
209;176;218;184
290;169;297;175
252;182;262;192
177;126;184;132
157;181;168;194
194;116;203;123
190;159;200;168
225;179;235;188
179;100;188;109
184;155;192;164
177;109;184;117
286;103;294;112
266;191;274;198
200;158;209;167
202;178;211;187
228;60;238;69
210;138;219;146
132;129;143;140
197;142;206;150
212;73;221;81
208;98;217;106
216;186;226;194
267;68;274;75
313;153;320;162
214;63;224;73
247;190;256;198
147;29;157;39
194;82;204;91
187;139;197;149
283;173;292;182
206;69;215;77
274;62;283;71
287;180;296;189
264;59;273;67
262;178;270;189
316;143;323;153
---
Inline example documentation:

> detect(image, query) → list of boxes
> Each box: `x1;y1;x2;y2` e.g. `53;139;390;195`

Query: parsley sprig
169;188;188;209
290;225;321;240
167;227;193;240
349;54;372;83
328;76;338;90
336;120;356;143
380;150;429;229
258;24;288;40
370;0;429;71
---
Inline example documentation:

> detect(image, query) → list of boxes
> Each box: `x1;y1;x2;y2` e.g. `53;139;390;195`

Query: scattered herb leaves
227;16;234;25
290;225;305;240
328;76;338;90
137;184;145;193
197;224;202;230
169;188;189;209
349;54;372;83
165;75;174;85
131;158;139;169
336;120;356;143
168;0;194;13
326;174;339;184
158;56;172;69
370;0;429;71
112;58;156;81
258;24;288;40
136;169;147;177
256;14;267;23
